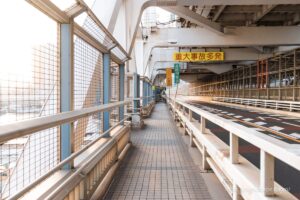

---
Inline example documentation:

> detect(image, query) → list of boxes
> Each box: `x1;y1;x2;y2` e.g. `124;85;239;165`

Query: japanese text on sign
173;52;224;62
166;68;172;87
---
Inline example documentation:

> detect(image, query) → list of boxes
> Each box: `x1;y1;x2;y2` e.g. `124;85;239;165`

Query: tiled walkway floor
104;103;212;200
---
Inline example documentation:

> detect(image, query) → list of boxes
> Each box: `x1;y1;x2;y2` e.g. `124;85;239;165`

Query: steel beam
250;5;277;24
212;5;226;21
103;53;111;135
26;0;69;23
145;27;300;48
60;23;74;168
175;0;300;5
65;2;86;18
162;6;224;34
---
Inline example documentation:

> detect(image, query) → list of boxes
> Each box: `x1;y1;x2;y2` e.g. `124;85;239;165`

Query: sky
0;1;176;83
0;1;57;82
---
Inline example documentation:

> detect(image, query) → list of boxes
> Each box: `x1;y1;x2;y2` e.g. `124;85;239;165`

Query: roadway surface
188;101;300;198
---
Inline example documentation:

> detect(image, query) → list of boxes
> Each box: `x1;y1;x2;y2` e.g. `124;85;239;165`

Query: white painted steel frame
167;97;300;199
4;107;130;200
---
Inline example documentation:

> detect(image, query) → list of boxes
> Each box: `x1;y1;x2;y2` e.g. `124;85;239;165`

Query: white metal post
189;109;193;121
260;150;275;196
233;183;243;200
230;132;239;164
60;22;74;169
202;146;210;170
200;116;206;134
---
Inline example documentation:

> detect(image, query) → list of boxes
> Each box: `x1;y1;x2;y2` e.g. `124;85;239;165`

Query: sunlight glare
0;0;57;83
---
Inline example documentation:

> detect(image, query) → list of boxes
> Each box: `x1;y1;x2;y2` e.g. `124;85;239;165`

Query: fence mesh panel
73;36;103;152
0;2;59;197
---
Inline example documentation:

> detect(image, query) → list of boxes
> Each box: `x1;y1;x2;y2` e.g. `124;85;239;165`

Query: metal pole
143;80;147;107
60;22;74;169
133;73;140;113
103;53;111;135
119;64;125;124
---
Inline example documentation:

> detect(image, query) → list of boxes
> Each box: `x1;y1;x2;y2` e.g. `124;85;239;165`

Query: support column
103;53;111;135
260;150;275;196
279;56;282;100
119;63;125;124
293;50;296;101
60;23;74;168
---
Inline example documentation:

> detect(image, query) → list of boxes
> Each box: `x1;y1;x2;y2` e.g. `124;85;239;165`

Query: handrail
167;96;300;198
168;97;300;171
8;116;130;200
46;135;117;199
0;100;131;144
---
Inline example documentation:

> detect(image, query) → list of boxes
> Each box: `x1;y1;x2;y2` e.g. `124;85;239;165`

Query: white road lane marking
290;133;300;139
255;121;267;126
269;126;284;131
268;134;283;140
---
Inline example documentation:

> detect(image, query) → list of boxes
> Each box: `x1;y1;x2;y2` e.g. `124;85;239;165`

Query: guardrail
166;97;299;200
213;97;300;112
0;101;131;200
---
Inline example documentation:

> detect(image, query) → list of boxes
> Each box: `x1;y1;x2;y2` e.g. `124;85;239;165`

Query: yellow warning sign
173;52;224;62
166;68;172;87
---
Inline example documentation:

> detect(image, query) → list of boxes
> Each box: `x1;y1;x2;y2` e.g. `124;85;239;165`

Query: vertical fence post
143;80;147;107
133;73;140;113
202;146;210;170
200;116;206;134
103;53;111;135
119;63;125;124
148;83;151;103
233;183;242;200
260;150;275;196
189;109;193;121
60;22;74;169
230;132;239;164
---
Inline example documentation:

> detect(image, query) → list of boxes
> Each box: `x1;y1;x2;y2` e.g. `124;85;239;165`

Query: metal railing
213;97;300;112
0;101;131;199
167;97;299;199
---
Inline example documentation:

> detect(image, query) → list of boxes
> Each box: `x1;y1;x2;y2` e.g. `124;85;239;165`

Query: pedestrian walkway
104;103;212;200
